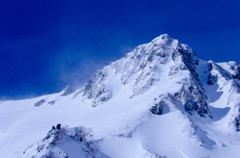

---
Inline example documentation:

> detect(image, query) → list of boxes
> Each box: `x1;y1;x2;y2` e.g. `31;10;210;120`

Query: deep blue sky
0;0;240;100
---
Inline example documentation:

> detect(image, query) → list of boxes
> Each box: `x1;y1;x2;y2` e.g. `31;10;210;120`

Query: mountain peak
81;34;210;117
152;34;173;42
2;34;240;158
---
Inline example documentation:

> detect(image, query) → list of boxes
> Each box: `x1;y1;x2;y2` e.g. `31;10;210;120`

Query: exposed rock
56;124;61;130
21;125;109;158
206;62;217;85
61;85;73;96
207;74;218;85
150;96;170;115
34;99;46;107
82;69;112;107
48;100;55;105
173;82;211;118
233;64;240;80
81;34;211;117
234;115;240;131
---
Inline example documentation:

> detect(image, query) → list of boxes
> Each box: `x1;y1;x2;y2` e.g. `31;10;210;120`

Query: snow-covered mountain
1;34;240;158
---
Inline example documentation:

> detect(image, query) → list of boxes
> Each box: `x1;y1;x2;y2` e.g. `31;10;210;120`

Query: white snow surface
1;34;240;158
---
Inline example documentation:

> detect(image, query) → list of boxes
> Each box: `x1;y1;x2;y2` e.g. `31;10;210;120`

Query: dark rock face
207;74;218;85
207;62;217;85
56;124;61;130
184;100;197;115
34;99;46;107
176;47;199;78
150;101;166;115
183;91;210;117
150;104;163;115
208;62;213;71
170;44;211;117
235;115;240;131
174;82;211;118
233;64;240;80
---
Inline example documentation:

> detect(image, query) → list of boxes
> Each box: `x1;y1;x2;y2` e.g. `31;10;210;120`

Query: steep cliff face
82;34;211;117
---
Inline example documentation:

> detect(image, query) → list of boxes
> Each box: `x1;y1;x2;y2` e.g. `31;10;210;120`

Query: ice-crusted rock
61;85;73;96
81;34;211;117
113;34;180;96
172;82;210;117
227;61;237;71
82;34;181;105
82;69;112;107
169;42;211;117
207;61;235;86
233;63;240;80
205;61;240;130
21;125;109;158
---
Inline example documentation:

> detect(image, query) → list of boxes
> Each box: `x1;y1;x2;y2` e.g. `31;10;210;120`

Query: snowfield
0;34;240;158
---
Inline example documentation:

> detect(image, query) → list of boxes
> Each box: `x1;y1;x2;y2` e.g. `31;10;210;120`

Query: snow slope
0;34;240;158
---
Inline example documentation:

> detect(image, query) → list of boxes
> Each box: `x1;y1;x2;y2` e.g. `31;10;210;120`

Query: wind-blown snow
0;34;240;158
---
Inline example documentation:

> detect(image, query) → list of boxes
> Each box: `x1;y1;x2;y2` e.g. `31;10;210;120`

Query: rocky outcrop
34;99;46;107
233;64;240;80
82;69;112;107
21;125;109;158
61;85;73;96
234;115;240;131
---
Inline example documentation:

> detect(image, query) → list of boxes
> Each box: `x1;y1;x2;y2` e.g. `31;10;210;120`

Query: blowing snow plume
1;34;240;158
